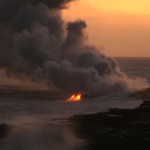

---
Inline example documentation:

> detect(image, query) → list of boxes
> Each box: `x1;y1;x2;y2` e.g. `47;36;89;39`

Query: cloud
0;0;148;94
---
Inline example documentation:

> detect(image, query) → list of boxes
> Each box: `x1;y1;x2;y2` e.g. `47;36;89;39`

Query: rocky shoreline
69;100;150;150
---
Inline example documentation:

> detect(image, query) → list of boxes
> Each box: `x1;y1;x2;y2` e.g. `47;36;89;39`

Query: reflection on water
0;122;81;150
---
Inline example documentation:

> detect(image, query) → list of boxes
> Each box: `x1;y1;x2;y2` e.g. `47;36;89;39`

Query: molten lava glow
67;94;82;102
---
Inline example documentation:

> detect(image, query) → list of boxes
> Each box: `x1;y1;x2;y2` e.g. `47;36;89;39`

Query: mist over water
0;121;81;150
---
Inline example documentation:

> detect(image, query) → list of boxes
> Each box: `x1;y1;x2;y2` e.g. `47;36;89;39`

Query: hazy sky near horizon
63;0;150;57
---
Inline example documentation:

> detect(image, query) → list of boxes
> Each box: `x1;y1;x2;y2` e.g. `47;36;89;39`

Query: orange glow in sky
63;0;150;57
86;0;150;15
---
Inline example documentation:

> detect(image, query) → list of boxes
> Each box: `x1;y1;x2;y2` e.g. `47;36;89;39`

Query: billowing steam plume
0;0;148;94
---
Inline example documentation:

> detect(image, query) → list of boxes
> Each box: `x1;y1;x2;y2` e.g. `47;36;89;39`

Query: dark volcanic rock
69;101;150;150
0;123;10;138
131;88;150;100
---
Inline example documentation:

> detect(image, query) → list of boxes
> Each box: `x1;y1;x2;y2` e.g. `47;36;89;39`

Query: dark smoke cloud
0;0;148;94
0;0;73;21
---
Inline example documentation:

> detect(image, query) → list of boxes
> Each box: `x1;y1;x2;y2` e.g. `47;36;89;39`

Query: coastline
69;100;150;150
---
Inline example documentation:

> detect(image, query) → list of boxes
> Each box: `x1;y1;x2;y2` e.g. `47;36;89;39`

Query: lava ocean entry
66;92;105;102
67;93;82;102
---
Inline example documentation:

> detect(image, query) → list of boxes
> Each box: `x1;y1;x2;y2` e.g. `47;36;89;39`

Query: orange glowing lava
67;93;82;102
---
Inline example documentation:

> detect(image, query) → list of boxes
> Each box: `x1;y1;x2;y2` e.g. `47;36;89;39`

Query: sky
63;0;150;57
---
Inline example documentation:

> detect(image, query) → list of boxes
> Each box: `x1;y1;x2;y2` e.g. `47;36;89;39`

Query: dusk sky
63;0;150;57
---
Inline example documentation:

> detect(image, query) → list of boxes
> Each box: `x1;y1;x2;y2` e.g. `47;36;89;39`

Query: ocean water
0;57;149;150
117;57;150;82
